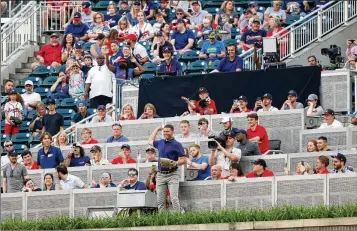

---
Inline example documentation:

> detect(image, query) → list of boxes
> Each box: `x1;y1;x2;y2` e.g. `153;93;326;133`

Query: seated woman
307;140;318;152
22;178;42;192
119;103;136;120
43;173;58;191
138;103;160;119
64;144;91;167
49;71;70;100
91;172;116;188
55;132;69;149
29;103;46;138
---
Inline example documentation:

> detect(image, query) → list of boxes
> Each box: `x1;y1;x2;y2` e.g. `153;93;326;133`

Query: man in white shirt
175;120;196;139
255;93;279;112
319;109;343;129
85;54;114;108
56;165;87;189
125;33;150;65
21;80;41;114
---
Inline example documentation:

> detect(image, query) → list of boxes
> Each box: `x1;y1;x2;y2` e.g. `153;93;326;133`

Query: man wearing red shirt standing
246;159;274;178
230;95;252;113
111;144;137;164
314;155;330;174
181;87;217;115
246;113;270;154
31;33;62;70
21;150;40;170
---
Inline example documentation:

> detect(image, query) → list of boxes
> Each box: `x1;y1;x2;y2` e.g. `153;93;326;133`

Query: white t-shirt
4;101;23;124
81;11;96;27
214;147;241;177
130;22;154;41
133;43;149;60
319;119;344;129
174;133;196;139
86;65;114;99
60;174;85;189
257;106;279;112
264;7;287;20
21;92;41;110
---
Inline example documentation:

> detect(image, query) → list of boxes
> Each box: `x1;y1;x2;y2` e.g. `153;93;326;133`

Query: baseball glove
160;158;177;169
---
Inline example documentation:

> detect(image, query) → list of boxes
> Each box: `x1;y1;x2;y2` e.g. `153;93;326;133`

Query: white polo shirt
60;174;85;189
21;92;41;110
86;65;115;99
257;106;279;112
319;119;344;129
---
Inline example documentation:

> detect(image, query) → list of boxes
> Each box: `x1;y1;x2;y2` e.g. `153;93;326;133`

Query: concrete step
10;73;29;80
28;57;37;63
15;68;32;73
22;63;33;69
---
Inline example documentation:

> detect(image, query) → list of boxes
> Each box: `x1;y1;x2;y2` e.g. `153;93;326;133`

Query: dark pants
90;95;112;109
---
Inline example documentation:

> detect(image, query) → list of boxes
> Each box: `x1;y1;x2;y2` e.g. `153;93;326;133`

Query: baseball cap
82;1;91;10
349;111;357;118
133;0;141;4
121;144;131;150
46;98;56;105
146;147;156;152
76;100;87;107
72;143;81;148
244;9;253;14
162;46;172;53
8;90;17;95
117;57;127;63
249;1;258;7
90;145;101;152
234;128;247;136
198;87;208;93
252;18;261;24
8;149;18;156
331;153;347;163
177;18;185;24
208;32;216;39
125;33;137;42
220;117;233;124
73;12;82;20
74;42;82;49
121;0;128;3
307;94;318;101
192;1;200;5
252;159;267;168
238;95;248;102
288;90;297;97
50;33;59;38
261;93;272;100
97;105;106;111
324;109;335;116
24;80;33;86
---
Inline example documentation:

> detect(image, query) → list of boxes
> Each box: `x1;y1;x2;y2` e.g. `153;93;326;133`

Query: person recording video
208;129;241;177
181;87;217;115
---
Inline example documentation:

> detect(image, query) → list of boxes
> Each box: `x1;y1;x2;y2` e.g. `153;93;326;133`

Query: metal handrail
0;1;36;31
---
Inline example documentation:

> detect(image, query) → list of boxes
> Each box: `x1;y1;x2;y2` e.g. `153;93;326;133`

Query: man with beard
235;129;261;156
2;150;29;193
148;124;186;212
186;144;210;181
331;153;354;173
281;90;304;110
21;80;41;115
56;164;87;189
85;54;114;108
255;93;279;112
125;33;149;65
31;33;62;70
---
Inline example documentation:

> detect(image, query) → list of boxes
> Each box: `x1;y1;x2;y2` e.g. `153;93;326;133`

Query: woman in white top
264;0;287;28
130;11;154;42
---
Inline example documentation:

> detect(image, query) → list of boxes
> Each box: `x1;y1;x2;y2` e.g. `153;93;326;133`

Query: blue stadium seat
180;62;187;73
196;40;206;49
20;77;42;87
56;108;75;120
42;76;58;88
204;7;220;16
19;121;31;133
26;110;37;121
51;65;66;76
143;62;158;73
141;73;155;79
87;108;96;115
187;60;207;73
15;87;26;94
82;42;94;52
223;39;240;48
95;1;110;9
206;59;220;72
13;144;28;154
32;65;51;77
230;28;240;38
63;120;71;129
34;87;50;98
0;121;5;133
138;41;151;51
11;133;31;145
60;98;77;109
180;50;200;62
203;1;222;8
0;134;8;145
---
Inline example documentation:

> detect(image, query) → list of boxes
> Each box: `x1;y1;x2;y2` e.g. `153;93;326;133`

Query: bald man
209;164;222;180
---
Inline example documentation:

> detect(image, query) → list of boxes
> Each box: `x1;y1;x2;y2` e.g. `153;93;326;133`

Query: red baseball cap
117;57;127;63
125;33;137;42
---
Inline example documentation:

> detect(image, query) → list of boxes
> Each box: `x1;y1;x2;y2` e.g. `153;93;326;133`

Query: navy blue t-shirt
109;52;124;66
65;23;89;38
216;56;244;72
171;29;195;50
241;29;267;45
69;155;91;167
104;14;121;28
42;112;64;136
153;139;184;171
123;181;147;190
37;146;64;169
158;59;182;75
30;115;43;132
71;111;92;123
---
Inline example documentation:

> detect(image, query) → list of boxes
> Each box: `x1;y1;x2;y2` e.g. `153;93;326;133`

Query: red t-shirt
24;161;40;170
194;99;217;115
37;44;62;66
315;168;329;174
247;124;270;154
111;157;137;164
245;169;274;178
81;139;99;145
233;108;252;113
119;115;136;120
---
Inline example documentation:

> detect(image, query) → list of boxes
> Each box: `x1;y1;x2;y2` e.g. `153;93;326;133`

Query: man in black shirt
152;31;174;62
42;99;64;136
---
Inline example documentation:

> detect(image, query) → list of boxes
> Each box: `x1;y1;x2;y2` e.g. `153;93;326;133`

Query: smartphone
233;99;238;105
256;97;261;101
301;161;305;166
152;165;157;170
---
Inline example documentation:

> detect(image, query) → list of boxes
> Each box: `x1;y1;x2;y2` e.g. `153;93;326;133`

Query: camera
254;42;263;48
321;45;342;65
208;134;227;149
10;116;22;125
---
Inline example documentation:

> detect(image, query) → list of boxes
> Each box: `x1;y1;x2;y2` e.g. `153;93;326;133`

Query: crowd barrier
2;173;357;221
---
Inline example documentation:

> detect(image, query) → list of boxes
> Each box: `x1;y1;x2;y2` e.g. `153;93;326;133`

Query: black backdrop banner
137;66;321;118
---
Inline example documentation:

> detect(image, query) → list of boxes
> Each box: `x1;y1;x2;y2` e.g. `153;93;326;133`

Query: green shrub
2;204;357;230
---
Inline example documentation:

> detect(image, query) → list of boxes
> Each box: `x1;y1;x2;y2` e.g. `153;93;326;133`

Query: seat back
269;140;282;150
143;62;158;73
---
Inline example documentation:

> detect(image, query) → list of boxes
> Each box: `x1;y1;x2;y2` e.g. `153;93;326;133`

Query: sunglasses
134;3;140;5
10;169;14;177
5;144;13;147
128;173;137;177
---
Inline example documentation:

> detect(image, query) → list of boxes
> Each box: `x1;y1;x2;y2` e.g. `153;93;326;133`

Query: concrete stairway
9;55;38;87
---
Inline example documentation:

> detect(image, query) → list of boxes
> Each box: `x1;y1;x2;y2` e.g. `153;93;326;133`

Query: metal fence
2;172;357;220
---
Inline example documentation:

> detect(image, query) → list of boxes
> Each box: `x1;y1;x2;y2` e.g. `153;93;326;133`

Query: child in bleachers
4;91;23;137
219;14;232;42
66;62;85;99
153;12;165;33
157;0;171;21
104;3;120;28
197;18;213;42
